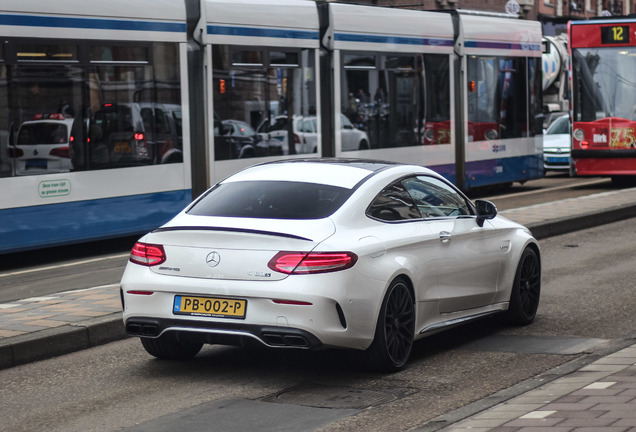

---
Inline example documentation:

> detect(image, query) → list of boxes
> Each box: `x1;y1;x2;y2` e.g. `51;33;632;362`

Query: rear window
17;123;68;145
188;181;353;219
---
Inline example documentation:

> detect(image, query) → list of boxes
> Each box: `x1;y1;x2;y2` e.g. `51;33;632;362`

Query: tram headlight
573;129;585;141
484;129;498;140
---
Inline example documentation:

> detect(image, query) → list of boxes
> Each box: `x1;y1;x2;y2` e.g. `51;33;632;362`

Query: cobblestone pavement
0;284;120;339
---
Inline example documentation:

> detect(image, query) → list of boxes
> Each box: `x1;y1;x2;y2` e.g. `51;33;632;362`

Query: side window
367;181;421;221
402;176;472;218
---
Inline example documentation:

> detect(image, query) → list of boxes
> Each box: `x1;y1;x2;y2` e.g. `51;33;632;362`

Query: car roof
223;158;431;189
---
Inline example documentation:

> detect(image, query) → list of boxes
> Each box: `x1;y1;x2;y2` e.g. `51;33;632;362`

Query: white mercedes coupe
121;159;541;371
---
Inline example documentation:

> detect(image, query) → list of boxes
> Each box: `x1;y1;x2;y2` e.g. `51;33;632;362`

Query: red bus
569;19;636;181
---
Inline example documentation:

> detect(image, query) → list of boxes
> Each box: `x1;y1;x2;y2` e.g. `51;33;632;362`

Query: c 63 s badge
248;271;271;278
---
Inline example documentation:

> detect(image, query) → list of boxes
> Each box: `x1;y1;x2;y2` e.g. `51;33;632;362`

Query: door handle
439;231;451;242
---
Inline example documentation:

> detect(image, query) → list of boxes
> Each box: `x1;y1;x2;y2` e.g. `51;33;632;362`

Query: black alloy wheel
506;247;541;325
362;278;415;372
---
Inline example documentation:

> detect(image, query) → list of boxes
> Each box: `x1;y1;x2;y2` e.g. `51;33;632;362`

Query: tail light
133;132;148;157
50;146;70;158
294;134;301;144
7;147;23;158
129;242;166;266
268;251;357;275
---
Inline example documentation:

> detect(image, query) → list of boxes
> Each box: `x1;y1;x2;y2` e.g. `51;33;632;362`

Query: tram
0;0;543;254
569;18;636;182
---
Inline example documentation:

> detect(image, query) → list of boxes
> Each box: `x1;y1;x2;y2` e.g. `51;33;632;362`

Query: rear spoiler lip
152;226;313;242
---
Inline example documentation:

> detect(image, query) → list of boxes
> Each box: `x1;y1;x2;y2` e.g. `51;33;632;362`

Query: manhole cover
264;384;414;410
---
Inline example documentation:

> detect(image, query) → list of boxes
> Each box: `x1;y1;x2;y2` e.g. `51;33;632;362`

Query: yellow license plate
173;295;247;319
114;141;132;153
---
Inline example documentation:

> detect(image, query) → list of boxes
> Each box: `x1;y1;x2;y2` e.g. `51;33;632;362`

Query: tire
357;278;415;372
359;140;369;150
505;247;541;325
140;333;203;360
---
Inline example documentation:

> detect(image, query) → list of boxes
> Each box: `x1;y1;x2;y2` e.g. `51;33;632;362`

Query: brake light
129;242;166;266
268;251;358;275
134;132;144;141
50;146;70;158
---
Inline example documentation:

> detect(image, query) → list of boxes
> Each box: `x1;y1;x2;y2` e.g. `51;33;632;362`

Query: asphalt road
1;217;634;432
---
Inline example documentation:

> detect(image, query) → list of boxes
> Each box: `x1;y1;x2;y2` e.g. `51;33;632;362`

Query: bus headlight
423;128;435;142
573;129;585;141
484;129;498;140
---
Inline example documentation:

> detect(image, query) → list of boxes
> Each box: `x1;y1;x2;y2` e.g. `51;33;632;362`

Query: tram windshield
572;47;636;122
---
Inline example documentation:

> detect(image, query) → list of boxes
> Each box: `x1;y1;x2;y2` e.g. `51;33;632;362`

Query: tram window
213;45;316;161
2;41;180;176
270;52;299;68
17;44;78;62
231;50;263;67
423;54;451;144
467;56;529;141
90;46;149;64
342;53;439;150
0;64;8;178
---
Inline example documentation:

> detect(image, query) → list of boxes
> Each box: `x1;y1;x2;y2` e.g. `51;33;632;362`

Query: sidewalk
418;342;636;431
1;186;636;430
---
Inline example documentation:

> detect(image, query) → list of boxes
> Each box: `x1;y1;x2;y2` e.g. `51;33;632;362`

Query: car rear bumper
125;316;323;349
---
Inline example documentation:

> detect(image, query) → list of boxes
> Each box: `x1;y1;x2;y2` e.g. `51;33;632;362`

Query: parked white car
257;114;370;154
543;114;570;171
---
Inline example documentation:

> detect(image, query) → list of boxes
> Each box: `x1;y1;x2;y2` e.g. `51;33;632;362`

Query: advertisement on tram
570;19;636;181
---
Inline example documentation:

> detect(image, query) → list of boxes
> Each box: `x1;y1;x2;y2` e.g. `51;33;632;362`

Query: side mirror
475;199;497;227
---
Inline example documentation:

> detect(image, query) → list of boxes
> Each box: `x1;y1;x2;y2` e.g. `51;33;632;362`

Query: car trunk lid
144;217;335;281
